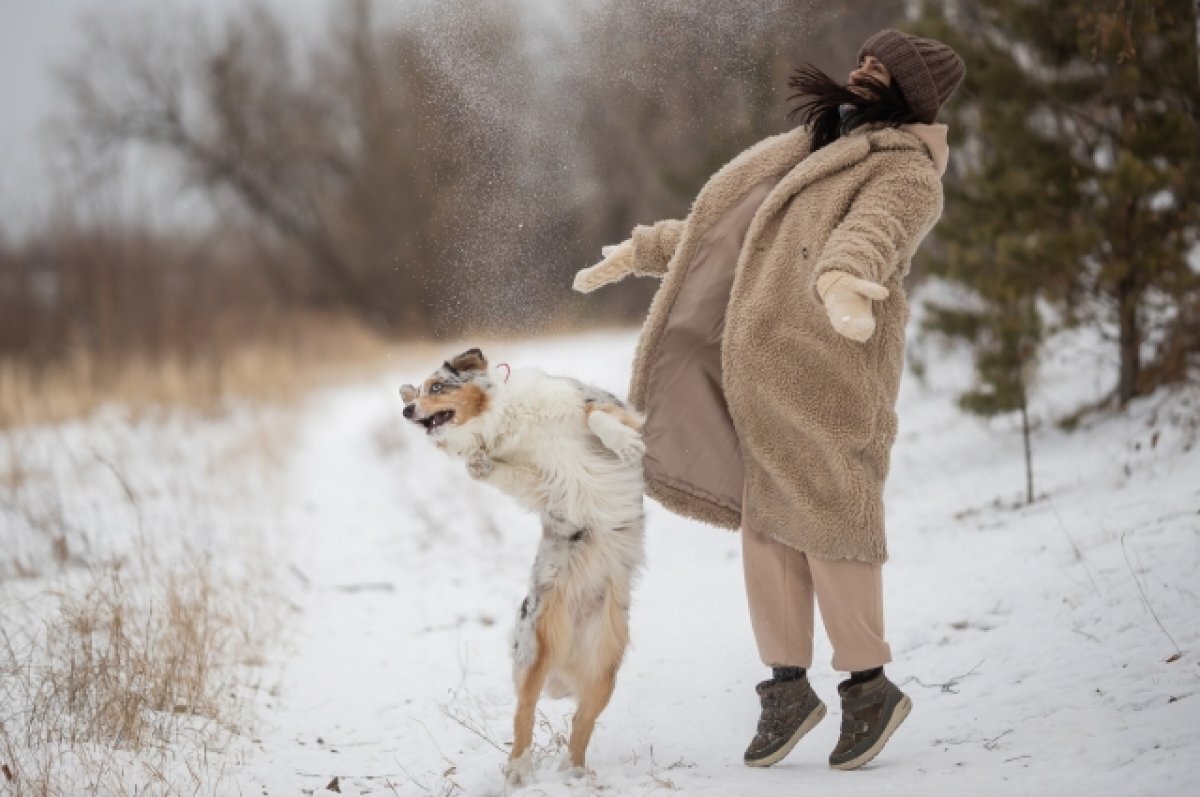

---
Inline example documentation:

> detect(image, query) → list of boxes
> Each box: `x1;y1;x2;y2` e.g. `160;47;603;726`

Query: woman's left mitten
817;271;890;343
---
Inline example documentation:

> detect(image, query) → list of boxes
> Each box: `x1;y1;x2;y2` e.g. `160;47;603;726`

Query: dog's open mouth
419;409;455;433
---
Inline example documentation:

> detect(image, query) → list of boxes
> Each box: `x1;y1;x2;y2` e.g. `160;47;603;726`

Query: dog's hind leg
565;594;629;772
564;664;617;774
507;589;566;789
586;405;646;464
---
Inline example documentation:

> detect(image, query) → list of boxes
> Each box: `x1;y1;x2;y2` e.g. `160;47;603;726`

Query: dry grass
0;362;289;794
0;315;592;793
0;559;264;796
0;312;393;430
16;567;243;747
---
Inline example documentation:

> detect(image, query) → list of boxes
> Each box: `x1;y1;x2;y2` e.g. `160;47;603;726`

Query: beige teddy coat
621;123;947;563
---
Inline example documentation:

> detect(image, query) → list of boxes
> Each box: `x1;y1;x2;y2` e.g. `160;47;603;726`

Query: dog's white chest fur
443;370;645;531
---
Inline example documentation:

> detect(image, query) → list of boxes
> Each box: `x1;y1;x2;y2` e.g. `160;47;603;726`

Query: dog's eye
430;383;443;394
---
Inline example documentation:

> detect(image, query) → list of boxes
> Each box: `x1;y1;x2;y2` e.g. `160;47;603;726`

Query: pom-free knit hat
858;29;965;123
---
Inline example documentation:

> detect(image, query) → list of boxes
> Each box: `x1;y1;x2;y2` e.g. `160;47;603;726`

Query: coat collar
752;128;871;227
752;124;943;226
853;121;949;176
898;123;949;176
687;123;946;241
687;126;812;228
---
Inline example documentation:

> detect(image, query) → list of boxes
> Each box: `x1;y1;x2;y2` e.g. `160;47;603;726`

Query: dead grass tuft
0;560;261;795
0;413;281;795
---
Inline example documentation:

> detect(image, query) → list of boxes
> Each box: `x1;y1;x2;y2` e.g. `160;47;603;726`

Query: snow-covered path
241;331;1200;797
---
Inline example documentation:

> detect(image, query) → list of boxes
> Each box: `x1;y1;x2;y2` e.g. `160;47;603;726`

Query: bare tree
56;0;534;334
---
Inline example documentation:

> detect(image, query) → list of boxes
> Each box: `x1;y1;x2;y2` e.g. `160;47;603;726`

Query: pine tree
915;0;1200;416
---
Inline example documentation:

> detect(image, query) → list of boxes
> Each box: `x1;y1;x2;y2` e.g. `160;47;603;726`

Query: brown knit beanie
858;29;965;123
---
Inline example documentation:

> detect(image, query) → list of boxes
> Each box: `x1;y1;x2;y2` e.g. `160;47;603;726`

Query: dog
399;347;646;788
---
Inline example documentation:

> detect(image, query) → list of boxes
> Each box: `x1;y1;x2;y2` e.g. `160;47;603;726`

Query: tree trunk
1117;274;1140;405
1019;383;1034;505
1194;0;1200;94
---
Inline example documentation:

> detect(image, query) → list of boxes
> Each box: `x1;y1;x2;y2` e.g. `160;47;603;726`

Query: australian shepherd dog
400;347;646;788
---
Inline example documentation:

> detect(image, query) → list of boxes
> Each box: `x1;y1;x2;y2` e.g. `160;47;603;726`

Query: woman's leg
807;555;908;771
740;522;828;767
741;523;815;669
806;556;892;672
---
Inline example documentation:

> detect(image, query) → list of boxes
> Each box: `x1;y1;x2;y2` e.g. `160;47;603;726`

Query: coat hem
758;525;890;565
644;476;741;531
740;470;890;564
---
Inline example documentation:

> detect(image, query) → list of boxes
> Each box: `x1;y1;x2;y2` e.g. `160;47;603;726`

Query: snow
3;319;1199;796
0;402;290;794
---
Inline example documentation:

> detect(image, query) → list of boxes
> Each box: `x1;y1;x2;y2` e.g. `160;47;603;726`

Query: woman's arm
629;218;686;277
809;165;943;341
573;218;686;293
809;167;944;300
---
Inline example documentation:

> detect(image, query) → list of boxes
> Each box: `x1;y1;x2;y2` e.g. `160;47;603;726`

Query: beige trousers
741;523;893;672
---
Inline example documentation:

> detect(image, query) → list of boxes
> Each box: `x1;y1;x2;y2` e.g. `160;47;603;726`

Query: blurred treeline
0;0;901;374
0;0;1195;419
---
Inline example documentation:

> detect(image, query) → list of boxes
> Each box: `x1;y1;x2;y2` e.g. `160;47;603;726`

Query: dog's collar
496;362;511;383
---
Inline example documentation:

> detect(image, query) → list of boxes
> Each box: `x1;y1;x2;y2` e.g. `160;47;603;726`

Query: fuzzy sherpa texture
619;123;945;563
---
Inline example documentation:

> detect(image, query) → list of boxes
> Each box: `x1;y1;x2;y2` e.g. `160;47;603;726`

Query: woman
573;30;964;771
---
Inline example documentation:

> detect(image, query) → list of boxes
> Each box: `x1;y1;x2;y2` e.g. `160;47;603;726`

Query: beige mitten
817;271;891;342
572;240;635;293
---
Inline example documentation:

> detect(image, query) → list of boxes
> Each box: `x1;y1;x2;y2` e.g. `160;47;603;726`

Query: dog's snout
403;404;415;420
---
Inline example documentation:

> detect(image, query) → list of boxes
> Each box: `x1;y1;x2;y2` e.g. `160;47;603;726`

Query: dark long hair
786;63;919;151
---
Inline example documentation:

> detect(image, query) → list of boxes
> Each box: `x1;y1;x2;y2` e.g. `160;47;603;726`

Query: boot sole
830;693;911;771
744;700;827;768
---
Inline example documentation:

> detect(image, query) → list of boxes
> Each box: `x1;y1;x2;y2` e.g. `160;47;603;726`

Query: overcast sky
0;0;333;235
0;0;575;237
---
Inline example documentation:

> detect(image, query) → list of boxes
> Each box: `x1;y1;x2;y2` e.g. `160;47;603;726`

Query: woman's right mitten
572;240;635;293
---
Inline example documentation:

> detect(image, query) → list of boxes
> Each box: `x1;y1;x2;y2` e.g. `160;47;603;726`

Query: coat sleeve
629;218;686;278
809;167;943;299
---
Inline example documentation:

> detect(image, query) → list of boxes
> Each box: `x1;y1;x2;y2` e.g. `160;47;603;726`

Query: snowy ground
1;401;291;794
4;320;1198;796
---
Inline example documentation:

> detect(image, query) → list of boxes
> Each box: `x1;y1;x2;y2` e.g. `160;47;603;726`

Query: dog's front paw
467;450;494;480
587;410;647;465
612;435;646;465
504;750;533;791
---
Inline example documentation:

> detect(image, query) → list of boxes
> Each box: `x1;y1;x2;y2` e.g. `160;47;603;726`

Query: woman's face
848;54;892;96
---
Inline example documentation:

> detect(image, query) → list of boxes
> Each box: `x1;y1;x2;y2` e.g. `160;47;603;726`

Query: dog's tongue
424;410;452;433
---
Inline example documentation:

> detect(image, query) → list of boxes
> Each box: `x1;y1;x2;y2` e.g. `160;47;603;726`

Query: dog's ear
399;383;418;403
446;348;487;375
